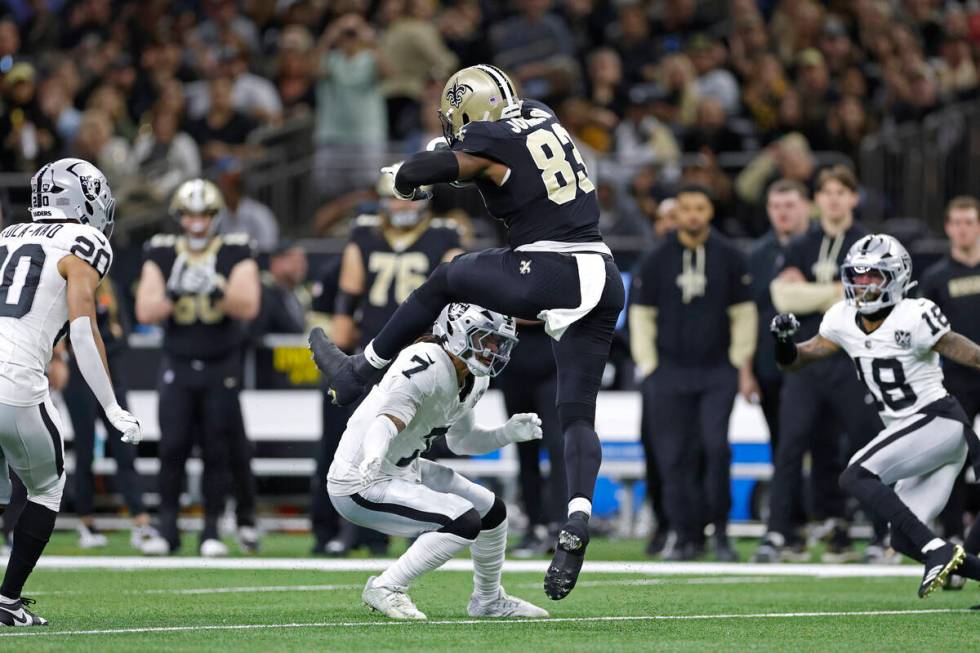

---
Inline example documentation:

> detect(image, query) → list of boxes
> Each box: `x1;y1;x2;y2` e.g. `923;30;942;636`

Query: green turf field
2;533;978;651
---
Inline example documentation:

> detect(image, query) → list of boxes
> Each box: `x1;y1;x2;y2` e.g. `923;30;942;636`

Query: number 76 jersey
819;298;950;426
0;221;112;406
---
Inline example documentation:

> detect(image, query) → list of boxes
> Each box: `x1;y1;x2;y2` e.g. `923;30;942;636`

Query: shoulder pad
428;218;461;232
354;214;382;228
148;234;177;249
220;233;253;247
61;224;113;278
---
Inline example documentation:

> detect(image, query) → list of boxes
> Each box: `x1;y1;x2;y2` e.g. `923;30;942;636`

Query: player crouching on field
327;303;549;620
771;234;980;598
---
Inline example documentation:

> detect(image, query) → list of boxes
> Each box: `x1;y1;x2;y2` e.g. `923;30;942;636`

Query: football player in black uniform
313;174;462;556
309;64;625;600
919;195;980;575
135;179;261;556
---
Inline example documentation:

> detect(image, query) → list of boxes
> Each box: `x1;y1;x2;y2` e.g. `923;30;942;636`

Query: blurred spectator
70;108;130;187
214;157;279;252
680;152;734;228
737;132;816;210
729;13;770;80
128;104;201;206
185;76;259;165
687;34;740;117
22;0;60;53
274;26;317;116
935;36;978;100
608;2;659;86
656;53;700;128
794;49;832;144
313;12;391;201
0;17;23;62
185;43;282;124
379;0;458;141
438;0;493;69
37;76;82;143
825;95;874;164
559;97;615;154
596;180;651;241
771;0;825;66
682;97;743;154
817;15;859;79
86;83;137;141
614;88;680;169
742;54;790;142
490;0;578;103
191;0;261;57
586;47;628;118
250;242;310;338
0;62;60;172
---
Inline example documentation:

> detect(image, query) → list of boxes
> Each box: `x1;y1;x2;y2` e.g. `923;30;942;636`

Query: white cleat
200;538;230;558
362;576;427;620
236;526;261;554
131;525;166;550
468;587;550;618
76;524;108;549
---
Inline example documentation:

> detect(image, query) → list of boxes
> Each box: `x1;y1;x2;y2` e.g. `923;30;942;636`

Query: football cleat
820;522;860;563
308;328;367;406
714;533;738;562
919;542;965;598
199;538;229;558
362;576;426;620
662;541;706;562
544;512;590;601
77;523;108;549
468;587;549;618
236;526;260;554
0;597;48;627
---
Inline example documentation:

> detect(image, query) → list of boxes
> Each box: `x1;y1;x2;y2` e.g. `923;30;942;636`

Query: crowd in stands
2;0;980;242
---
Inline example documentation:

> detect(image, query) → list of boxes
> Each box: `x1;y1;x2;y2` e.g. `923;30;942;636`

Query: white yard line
29;584;362;597
0;609;973;638
514;577;783;589
29;556;923;577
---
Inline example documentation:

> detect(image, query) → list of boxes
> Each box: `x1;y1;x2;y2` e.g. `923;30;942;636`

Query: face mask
389;210;423;228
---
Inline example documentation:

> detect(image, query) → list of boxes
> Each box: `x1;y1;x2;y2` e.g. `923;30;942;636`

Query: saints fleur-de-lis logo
446;79;473;109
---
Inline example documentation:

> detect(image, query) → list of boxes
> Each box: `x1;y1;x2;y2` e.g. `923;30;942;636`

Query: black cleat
919;542;965;598
308;327;367;406
0;597;48;627
544;513;590;601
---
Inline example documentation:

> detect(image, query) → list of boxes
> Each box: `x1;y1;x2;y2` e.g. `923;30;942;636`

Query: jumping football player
772;234;980;598
0;158;141;627
310;64;625;600
328;302;548;620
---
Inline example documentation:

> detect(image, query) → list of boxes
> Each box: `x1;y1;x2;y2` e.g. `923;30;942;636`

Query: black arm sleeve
774;337;798;366
394;150;461;196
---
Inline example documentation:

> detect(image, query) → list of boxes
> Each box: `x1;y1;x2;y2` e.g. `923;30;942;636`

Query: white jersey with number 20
819;297;950;426
0;221;112;406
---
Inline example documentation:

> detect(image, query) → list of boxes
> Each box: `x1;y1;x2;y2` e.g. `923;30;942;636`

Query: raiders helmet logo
447;303;469;320
79;175;101;202
894;330;912;349
446;79;474;109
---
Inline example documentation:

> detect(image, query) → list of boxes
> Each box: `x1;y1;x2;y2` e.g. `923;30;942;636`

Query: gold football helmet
169;179;225;217
439;64;522;145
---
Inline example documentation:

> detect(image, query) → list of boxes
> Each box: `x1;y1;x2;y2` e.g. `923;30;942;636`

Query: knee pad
27;473;65;512
438;508;481;540
481;497;507;531
839;464;877;491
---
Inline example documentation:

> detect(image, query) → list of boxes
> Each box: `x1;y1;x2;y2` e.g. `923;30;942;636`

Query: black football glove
770;313;800;341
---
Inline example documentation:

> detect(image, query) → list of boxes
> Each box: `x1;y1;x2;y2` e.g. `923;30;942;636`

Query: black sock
0;501;57;600
839;465;936;552
562;420;602;503
890;530;926;563
957;553;980;581
964;518;980;555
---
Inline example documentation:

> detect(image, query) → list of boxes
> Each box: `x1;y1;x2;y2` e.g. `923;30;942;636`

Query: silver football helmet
169;179;225;249
841;234;914;315
30;158;116;236
432;302;518;377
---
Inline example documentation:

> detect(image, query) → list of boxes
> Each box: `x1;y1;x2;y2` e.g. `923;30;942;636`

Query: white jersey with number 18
0;220;112;406
819;297;950;426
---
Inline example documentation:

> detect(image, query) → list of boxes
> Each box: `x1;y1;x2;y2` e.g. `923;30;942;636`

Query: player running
327;302;548;620
310;64;625;600
0;158;141;627
771;234;980;597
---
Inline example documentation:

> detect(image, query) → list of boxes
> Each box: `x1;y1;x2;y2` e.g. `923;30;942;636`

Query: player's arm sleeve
394;150;461;196
444;410;512;456
628;255;659;376
728;251;757;368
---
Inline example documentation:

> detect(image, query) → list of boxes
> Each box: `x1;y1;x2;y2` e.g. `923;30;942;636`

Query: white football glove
380;162;433;201
178;258;219;296
106;404;142;445
358;455;384;485
166;252;188;296
503;413;543;444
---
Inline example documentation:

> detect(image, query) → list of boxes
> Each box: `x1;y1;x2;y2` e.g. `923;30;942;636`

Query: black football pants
370;248;625;504
768;355;882;539
156;354;256;550
644;365;738;546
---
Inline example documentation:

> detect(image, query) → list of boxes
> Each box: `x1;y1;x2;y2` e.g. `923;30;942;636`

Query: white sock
471;521;507;604
377;531;470;589
568;497;592;519
921;538;946;554
363;341;390;370
0;594;17;604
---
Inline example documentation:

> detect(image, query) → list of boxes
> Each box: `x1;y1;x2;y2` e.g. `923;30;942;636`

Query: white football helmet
841;233;914;315
432;302;518;377
169;179;225;248
30;158;116;236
